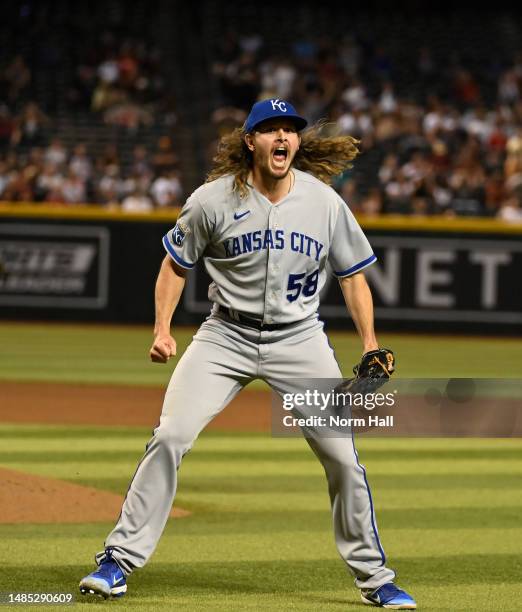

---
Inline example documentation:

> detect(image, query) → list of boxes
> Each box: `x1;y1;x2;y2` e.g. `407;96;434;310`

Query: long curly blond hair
205;121;360;198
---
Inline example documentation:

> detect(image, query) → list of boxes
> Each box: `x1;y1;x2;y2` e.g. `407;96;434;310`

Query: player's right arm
150;188;211;363
149;255;188;363
153;190;212;362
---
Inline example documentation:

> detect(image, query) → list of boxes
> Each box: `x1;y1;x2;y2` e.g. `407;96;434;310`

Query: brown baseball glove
334;348;395;397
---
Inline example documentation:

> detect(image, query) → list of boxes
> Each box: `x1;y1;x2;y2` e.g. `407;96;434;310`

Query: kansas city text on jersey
222;229;324;261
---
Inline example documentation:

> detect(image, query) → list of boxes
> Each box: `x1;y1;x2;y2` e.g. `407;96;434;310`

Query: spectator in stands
384;170;416;214
238;31;263;55
338;34;361;78
117;42;139;90
130;145;152;177
0;104;15;149
226;51;260;110
497;193;522;221
410;194;431;217
211;107;247;135
259;54;296;100
150;168;182;208
452;68;481;108
152;136;179;175
61;169;88;204
373;107;400;143
68;60;97;111
342;77;370;112
97;53;120;87
504;128;522;183
316;43;344;99
378;81;398;114
448;161;486;216
44;138;67;168
98;143;120;168
359;187;384;216
91;81;126;113
96;163;124;204
10;102;50;148
103;97;154;131
337;104;373;141
121;187;153;212
34;162;65;202
487;115;508;154
69;143;93;181
121;168;152;201
497;68;520;105
212;31;261;111
23;147;44;190
338;178;361;213
0;159;12;198
401;151;431;186
427;139;451;173
2;55;32;104
299;83;329;125
99;187;120;209
483;168;506;215
430;175;453;214
378;153;400;185
1;167;34;202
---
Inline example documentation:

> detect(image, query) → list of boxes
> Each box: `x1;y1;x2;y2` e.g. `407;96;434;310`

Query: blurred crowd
210;30;522;221
0;135;182;210
66;31;175;130
0;30;174;129
0;29;182;209
2;10;522;220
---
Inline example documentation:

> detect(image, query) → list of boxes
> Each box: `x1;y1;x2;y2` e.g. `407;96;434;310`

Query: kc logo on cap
270;99;287;112
244;98;308;133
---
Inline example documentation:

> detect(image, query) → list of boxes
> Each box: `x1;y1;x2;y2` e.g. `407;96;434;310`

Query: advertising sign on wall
0;224;110;309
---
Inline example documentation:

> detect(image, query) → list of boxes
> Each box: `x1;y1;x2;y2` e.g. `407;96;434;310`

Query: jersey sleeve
328;199;376;277
162;194;211;269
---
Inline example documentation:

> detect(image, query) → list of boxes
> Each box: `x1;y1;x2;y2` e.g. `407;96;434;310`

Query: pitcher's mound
0;467;189;523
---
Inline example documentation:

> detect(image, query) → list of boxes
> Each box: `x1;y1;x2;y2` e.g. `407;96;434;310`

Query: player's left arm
338;271;378;354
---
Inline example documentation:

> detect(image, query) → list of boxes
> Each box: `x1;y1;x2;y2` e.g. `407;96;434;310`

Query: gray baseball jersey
162;169;376;323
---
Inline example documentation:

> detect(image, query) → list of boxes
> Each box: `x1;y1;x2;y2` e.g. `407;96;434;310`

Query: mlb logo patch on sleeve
172;222;189;246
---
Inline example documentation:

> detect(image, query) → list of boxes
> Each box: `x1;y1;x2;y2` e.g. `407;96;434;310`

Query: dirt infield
0;381;272;429
0;466;190;524
0;381;270;524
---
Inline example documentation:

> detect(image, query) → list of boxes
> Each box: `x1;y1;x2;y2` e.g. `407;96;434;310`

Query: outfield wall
0;204;521;333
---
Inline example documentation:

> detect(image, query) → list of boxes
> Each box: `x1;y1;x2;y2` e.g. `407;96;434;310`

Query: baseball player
79;98;416;609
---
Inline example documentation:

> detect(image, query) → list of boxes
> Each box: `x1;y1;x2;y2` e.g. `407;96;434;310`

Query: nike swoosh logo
234;210;251;221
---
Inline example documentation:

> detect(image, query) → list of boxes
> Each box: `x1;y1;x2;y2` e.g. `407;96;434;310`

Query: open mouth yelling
272;146;288;168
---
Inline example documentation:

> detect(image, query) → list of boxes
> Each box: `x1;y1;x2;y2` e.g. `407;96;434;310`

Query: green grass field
0;323;521;610
1;322;521;386
0;428;521;611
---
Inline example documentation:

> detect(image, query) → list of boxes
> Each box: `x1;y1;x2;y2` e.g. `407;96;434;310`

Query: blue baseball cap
244;98;308;133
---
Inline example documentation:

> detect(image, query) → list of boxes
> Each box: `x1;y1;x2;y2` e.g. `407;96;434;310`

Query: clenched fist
150;334;177;363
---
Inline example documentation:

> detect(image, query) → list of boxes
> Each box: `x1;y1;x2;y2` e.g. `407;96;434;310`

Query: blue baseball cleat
361;583;417;609
79;559;127;599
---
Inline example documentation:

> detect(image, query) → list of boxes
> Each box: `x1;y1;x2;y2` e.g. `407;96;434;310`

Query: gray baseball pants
96;313;396;590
